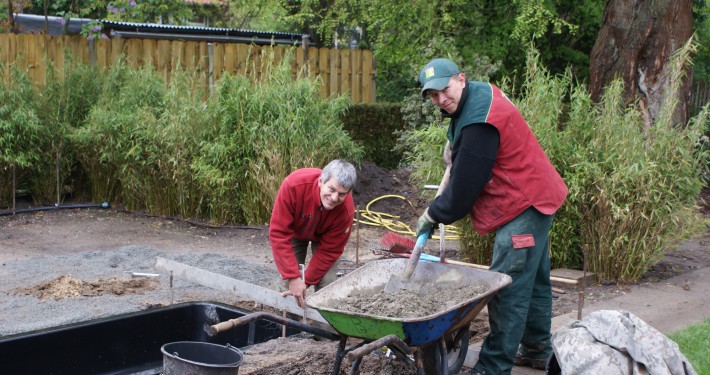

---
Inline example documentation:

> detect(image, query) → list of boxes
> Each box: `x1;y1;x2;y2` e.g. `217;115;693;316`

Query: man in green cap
416;58;568;375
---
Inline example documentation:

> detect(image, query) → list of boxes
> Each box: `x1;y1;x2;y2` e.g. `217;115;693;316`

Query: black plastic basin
0;301;299;375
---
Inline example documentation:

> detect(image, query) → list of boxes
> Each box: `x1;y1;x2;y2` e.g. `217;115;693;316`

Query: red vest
450;83;568;234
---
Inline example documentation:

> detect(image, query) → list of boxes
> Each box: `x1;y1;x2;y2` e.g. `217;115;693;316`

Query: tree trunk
589;0;693;126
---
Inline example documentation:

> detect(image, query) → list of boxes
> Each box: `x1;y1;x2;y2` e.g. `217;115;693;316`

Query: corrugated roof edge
101;20;304;41
12;14;308;45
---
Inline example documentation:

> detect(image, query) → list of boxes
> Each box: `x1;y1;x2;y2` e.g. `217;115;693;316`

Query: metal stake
169;271;174;305
355;205;360;268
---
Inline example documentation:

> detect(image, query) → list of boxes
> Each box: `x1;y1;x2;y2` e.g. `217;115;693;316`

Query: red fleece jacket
269;168;354;286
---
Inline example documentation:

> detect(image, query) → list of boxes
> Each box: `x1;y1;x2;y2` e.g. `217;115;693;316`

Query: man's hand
416;209;435;239
281;277;307;308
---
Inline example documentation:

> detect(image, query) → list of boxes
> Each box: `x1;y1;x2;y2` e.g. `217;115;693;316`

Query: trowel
383;232;429;293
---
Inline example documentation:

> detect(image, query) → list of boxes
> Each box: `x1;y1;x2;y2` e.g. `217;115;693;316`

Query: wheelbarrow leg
332;336;349;375
349;357;364;375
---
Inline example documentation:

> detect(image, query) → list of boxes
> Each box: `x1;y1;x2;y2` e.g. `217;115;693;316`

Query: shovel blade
384;274;420;293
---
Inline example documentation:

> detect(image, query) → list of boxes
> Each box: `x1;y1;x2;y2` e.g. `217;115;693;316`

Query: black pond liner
0;301;299;375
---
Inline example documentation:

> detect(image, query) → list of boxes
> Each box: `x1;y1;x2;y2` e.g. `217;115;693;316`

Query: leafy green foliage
24;0;192;27
0;64;45;205
71;58;168;207
275;0;603;101
29;57;104;204
194;49;363;224
693;0;710;82
340;103;407;169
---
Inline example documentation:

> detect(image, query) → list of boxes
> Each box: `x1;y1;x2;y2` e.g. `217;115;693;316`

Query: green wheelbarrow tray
307;258;512;347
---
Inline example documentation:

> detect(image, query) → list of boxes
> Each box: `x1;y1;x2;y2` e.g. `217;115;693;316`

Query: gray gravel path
0;245;280;336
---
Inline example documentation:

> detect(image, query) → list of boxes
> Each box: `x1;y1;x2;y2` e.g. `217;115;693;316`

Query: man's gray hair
320;159;357;190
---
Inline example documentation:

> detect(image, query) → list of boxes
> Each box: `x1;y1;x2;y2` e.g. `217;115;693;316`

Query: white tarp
551;310;697;375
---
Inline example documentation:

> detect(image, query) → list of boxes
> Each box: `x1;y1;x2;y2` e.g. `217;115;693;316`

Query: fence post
88;38;96;66
301;34;309;78
208;42;214;96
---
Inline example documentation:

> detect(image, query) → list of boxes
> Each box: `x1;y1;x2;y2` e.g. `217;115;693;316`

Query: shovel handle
401;233;428;280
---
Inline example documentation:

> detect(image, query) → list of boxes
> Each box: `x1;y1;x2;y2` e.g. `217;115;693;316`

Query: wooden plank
96;38;109;68
340;49;351;97
224;43;238;75
142;38;157;67
154;257;328;324
184;40;198;71
361;49;374;103
109;37;124;65
329;48;339;97
239;43;250;75
550;268;595;287
125;38;141;68
171;40;185;72
211;42;225;81
307;46;318;79
353;49;363;103
318;47;330;98
155;39;170;82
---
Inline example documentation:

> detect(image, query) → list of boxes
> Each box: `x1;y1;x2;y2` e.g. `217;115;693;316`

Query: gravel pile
0;245;280;336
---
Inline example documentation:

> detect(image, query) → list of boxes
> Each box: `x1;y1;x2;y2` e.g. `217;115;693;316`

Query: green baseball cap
419;58;460;98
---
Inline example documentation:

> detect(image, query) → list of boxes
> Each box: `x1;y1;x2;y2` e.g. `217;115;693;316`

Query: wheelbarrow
306;258;512;375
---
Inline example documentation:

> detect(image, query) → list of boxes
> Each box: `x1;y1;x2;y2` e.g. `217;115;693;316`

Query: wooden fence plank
307;46;318;79
212;42;224;82
0;34;8;64
350;49;361;103
329;48;340;98
362;49;374;103
319;47;330;98
224;43;238;75
340;49;351;98
96;39;109;68
236;44;247;78
142;38;157;67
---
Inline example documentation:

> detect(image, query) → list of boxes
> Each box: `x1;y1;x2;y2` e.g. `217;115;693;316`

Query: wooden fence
691;81;710;115
0;33;376;103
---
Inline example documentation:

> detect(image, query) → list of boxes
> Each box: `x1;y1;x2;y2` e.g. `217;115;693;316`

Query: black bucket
161;341;243;375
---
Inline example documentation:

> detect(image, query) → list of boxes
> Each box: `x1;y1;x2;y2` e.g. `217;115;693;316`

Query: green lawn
668;318;710;374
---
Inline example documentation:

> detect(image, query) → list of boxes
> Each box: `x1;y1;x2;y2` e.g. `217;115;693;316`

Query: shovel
384;162;451;294
383;232;429;293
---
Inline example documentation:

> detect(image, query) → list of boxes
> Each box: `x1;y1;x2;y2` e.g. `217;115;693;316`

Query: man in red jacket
270;159;357;308
417;58;568;375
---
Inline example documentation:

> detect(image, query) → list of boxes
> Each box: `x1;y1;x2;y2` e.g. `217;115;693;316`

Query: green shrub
341;103;407;169
71;59;169;209
193;48;363;224
0;65;45;207
30;57;104;205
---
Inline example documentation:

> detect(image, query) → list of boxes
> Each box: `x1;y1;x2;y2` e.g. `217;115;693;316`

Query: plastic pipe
0;202;110;216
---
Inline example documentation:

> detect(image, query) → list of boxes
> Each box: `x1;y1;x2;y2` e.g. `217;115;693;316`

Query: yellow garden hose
355;194;461;240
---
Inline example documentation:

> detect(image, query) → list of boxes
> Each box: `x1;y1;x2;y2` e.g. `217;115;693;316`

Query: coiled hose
355;194;460;240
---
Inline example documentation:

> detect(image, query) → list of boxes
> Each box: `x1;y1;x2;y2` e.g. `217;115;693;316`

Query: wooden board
550;268;595;288
154;257;328;324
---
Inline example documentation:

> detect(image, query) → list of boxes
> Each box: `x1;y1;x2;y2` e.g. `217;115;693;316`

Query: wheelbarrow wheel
420;326;470;374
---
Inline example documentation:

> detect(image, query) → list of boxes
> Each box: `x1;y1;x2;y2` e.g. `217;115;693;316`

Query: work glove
416;209;435;239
